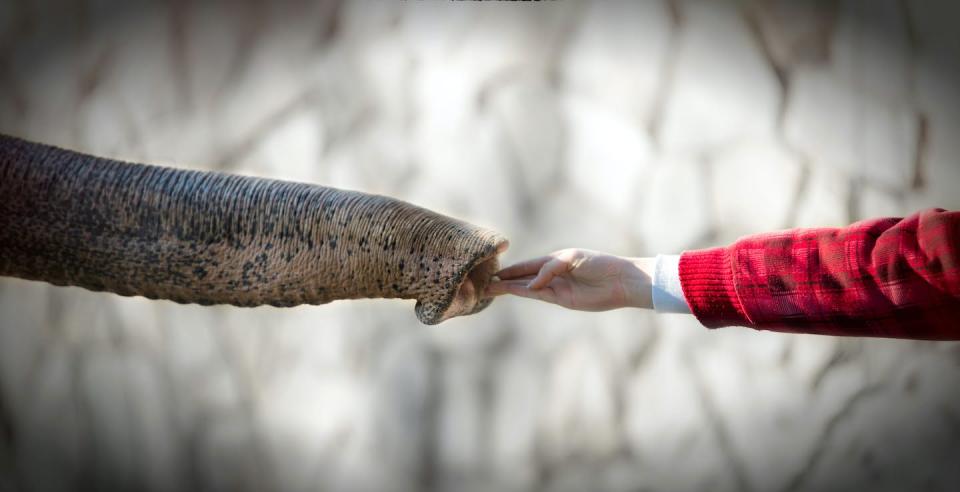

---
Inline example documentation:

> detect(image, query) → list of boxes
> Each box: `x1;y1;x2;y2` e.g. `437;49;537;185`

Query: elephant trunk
0;134;508;324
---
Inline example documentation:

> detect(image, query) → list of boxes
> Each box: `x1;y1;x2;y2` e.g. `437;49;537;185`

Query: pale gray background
1;1;960;491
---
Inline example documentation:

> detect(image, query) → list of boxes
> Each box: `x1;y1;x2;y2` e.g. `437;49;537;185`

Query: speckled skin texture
0;134;508;324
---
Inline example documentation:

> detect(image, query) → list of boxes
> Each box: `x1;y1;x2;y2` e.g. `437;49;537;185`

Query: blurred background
1;0;960;490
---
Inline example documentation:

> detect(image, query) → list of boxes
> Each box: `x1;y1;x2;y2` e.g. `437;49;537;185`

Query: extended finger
485;279;521;297
527;257;572;290
485;279;557;303
495;256;551;280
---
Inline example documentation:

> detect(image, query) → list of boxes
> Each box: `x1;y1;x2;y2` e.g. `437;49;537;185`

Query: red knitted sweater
679;208;960;340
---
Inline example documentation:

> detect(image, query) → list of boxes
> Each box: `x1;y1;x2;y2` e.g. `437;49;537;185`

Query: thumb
527;257;572;290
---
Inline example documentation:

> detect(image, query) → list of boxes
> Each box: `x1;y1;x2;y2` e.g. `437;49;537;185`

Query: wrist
621;256;655;309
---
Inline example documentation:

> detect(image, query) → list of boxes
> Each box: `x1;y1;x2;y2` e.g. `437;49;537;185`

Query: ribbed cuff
678;246;751;328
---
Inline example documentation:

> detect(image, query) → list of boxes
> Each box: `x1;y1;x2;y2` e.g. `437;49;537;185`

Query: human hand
485;248;654;311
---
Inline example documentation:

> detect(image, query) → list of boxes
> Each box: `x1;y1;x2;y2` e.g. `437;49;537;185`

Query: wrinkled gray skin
0;134;508;324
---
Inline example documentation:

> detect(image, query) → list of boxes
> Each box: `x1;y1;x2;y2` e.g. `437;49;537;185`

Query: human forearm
678;208;960;339
620;256;656;309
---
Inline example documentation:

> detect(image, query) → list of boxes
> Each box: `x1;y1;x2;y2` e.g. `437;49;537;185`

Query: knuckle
551;248;575;258
562;248;583;262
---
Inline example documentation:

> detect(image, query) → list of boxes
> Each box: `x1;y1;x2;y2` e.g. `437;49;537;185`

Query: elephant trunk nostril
415;237;507;325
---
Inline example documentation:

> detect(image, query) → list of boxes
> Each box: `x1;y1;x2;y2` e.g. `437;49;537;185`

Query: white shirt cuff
651;254;691;314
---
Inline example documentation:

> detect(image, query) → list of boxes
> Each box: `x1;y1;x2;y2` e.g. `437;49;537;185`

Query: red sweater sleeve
678;208;960;340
